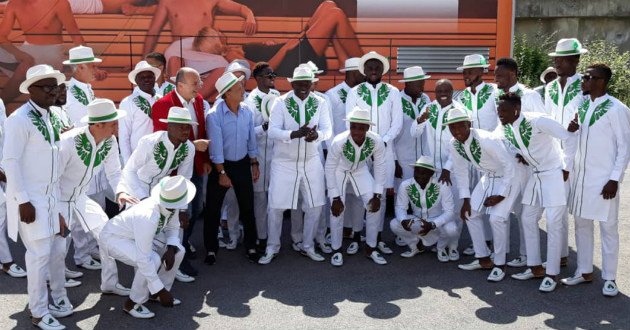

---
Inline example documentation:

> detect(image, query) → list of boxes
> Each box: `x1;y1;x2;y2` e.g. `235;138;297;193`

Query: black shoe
179;258;198;277
184;244;197;260
256;239;267;255
204;252;216;265
247;249;259;263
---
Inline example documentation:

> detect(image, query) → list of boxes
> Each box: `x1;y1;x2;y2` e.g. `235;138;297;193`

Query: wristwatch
219;170;226;175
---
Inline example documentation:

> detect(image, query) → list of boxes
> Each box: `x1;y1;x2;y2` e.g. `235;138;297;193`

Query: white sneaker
462;245;475;256
175;269;195;283
78;258;101;270
395;236;406;247
302;250;325;262
507;255;527;267
330;252;343;266
377;242;393;255
102;283;131;296
4;263;27;278
561;274;589;286
539;277;557;292
511;268;537;281
64;279;81;288
226;239;237;250
346;242;359;255
218;240;227;248
64;268;83;279
292;241;302;252
400;248;422;258
602;280;618;297
437;249;449;262
368;251;387;265
318;242;332;254
125;304;155;319
33;313;65;330
90;252;101;261
458;260;483;271
258;252;275;265
487;267;506;282
448;248;460;261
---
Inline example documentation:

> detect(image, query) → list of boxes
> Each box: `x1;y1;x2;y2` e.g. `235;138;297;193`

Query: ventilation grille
396;47;491;73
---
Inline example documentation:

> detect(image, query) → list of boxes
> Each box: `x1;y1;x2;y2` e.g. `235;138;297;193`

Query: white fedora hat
398;66;431;83
215;72;245;98
339;57;360;72
539;66;557;84
344;107;376;126
19;64;66;94
63;45;102;65
442;106;475;126
80;98;127;124
287;66;319;83
158;106;199;125
358;51;389;76
128;61;161;85
456;54;490;71
260;94;277;122
549;38;588;57
226;59;251;80
151;175;196;209
409;155;436;170
301;61;323;75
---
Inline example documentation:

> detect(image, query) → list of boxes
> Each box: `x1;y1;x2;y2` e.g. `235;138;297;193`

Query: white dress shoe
368;251;387;265
462;245;475;256
511;268;538;281
318;242;332;254
34;313;65;330
539;277;557;292
102;283;131;296
437;249;449;262
218;240;227;248
125;304;155;319
448;248;460;261
400;248;422;258
175;269;195;283
78;258;101;270
258;252;275;265
458;260;483;271
487;267;506;282
602;280;618;297
325;233;332;245
377;242;393;255
64;279;82;288
292;241;302;252
226;239;237;250
330;252;343;266
149;296;182;305
395;236;406;247
507;255;527;268
64;268;83;279
4;263;27;278
302;250;325;262
48;297;73;318
561;274;590;286
346;242;359;255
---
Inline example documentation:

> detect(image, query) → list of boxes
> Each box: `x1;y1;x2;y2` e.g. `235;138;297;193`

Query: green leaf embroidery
71;85;89;106
469;138;482;164
88;87;95;100
453;141;470;162
164;84;174;95
94;138;112;167
548;81;560;106
357;84;372;107
253;95;263;112
503;124;519;148
577;99;589;124
428;104;448;131
359;137;375;161
401;98;416;120
169;143;188;170
49;112;61;142
563;79;582;106
425;183;440;209
343;139;355;162
304;96;319;123
406;183;422;208
376;84;389;107
27;110;54;143
588;99;612;127
285;97;300;124
134;95;152;118
74;133;93;166
477;84;494;108
153;141;168;170
519;118;533;148
338;88;348;104
155;214;166;235
460;89;473;111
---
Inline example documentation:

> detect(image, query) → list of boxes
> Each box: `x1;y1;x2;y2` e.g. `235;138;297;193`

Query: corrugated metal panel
397;47;490;73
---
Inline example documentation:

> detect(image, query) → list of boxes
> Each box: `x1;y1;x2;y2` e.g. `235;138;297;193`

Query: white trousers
574;204;619;280
0;203;12;263
330;188;379;251
560;180;570;258
254;191;268;240
23;235;67;318
466;211;509;266
510;201;528;256
221;188;241;242
267;206;322;254
389;218;457;250
100;231;184;304
66;215;99;265
521;204;565;276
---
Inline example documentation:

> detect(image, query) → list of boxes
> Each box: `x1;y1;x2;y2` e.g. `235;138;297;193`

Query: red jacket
152;90;210;175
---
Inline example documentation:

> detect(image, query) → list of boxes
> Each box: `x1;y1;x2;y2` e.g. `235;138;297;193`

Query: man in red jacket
152;67;212;278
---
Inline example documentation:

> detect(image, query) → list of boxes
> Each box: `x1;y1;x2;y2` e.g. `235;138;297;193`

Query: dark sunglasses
259;73;277;79
581;75;604;82
30;84;62;93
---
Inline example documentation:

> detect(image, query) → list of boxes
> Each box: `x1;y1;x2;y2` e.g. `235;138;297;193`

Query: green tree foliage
578;40;630;105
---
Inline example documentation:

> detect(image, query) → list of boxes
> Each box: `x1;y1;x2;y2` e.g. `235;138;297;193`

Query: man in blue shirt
205;72;260;264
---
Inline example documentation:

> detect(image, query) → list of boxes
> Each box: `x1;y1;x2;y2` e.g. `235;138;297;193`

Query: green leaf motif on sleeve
519;118;533;148
477;84;494;108
169;143;188;170
548;81;560;106
588;99;612;127
503;124;519;149
376;84;389;107
401;98;416;120
153;141;168;170
427;104;439;129
406;183;422;208
253;95;263;112
94;138;112;167
134;96;152;118
343;139;355;162
577;99;589;124
425;183;440;209
470;138;482;164
27;110;53;143
357;84;372;107
359;137;375;161
564;79;582;106
338;88;348;104
460;89;473;111
453;141;470;162
74;133;93;166
304;96;319;123
155;214;166;235
285;97;300;124
71;85;89;106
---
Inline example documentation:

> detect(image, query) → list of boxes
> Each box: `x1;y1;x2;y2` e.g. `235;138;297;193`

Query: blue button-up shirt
207;101;258;164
